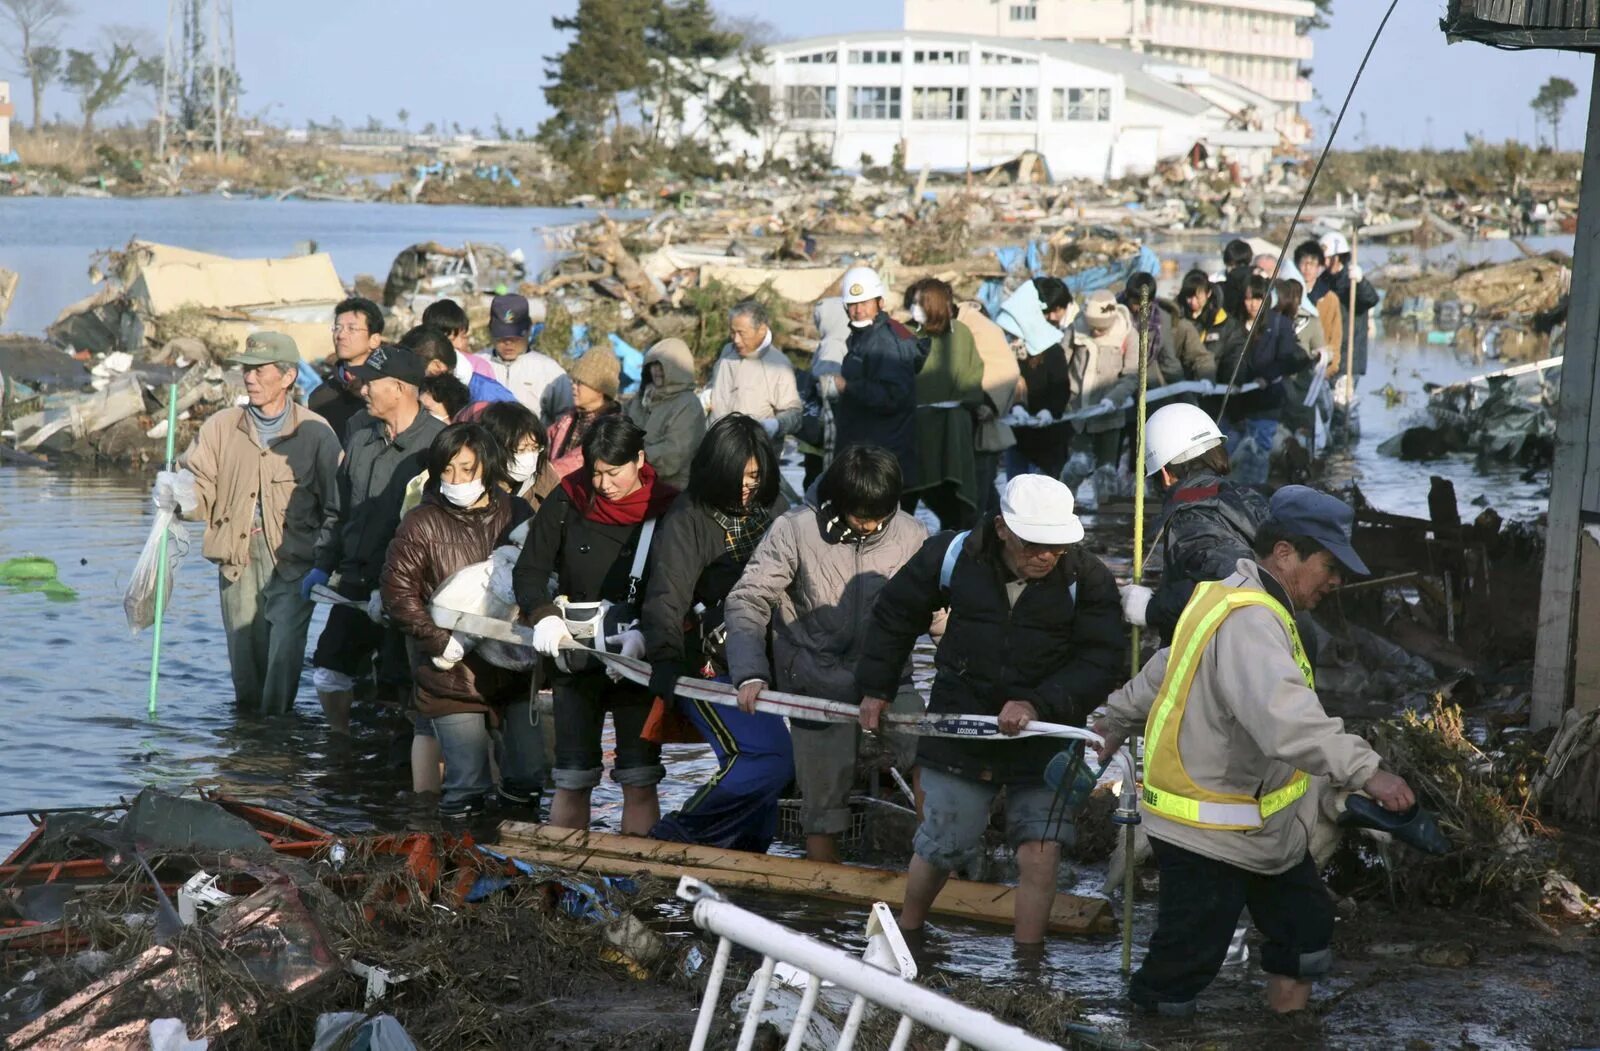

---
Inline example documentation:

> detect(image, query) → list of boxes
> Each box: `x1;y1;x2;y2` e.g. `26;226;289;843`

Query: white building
695;32;1285;181
0;81;12;156
904;0;1315;117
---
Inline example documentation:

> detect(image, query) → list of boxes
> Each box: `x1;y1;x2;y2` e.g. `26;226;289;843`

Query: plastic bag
430;558;536;671
123;508;189;632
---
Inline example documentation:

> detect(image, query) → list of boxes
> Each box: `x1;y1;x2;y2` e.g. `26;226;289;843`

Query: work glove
365;590;387;625
531;615;574;659
300;568;331;602
1035;409;1054;425
152;469;199;516
431;632;467;671
602;628;646;682
1097;398;1119;414
1119;583;1153;628
760;417;780;439
1348;264;1364;283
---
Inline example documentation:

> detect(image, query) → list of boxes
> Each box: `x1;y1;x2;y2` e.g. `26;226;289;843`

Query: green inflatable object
0;556;78;601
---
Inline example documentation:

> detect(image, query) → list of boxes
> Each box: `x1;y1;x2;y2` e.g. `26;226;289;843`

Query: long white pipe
679;878;1064;1051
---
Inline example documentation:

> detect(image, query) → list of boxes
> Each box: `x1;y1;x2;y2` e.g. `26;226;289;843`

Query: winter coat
307;367;367;447
478;348;574;423
546;404;621;480
1068;305;1140;435
514;460;564;512
1214;311;1312;421
1316;296;1346;375
381;488;533;719
1102;559;1383;875
856;521;1126;784
708;342;802;456
907;318;983;505
640;494;789;684
312;408;446;593
1310;270;1380;376
184;404;341;583
835;313;929;470
1155;300;1216;383
1144;472;1270;639
958;301;1019;454
624;339;707;490
726;505;928;704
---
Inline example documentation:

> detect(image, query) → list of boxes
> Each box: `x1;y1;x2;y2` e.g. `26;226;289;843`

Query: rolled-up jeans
431;699;547;811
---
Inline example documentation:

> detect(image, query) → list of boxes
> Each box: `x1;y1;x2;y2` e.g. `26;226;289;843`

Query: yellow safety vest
1141;581;1313;831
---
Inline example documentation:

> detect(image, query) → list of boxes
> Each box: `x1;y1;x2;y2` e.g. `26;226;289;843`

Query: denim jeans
432;699;548;812
1222;416;1278;486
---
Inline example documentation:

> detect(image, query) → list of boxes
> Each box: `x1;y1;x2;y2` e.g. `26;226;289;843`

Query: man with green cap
154;331;342;714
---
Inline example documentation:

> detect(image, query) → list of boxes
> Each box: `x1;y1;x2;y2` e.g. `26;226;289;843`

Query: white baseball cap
1000;475;1084;546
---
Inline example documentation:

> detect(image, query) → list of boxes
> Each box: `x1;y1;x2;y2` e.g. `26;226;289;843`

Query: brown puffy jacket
381;487;532;719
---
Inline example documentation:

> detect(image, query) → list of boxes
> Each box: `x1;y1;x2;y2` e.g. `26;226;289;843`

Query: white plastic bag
124;508;189;632
430;558;536;671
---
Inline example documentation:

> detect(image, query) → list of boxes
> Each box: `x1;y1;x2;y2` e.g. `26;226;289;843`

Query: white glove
1349;264;1364;283
366;590;387;625
531;615;574;659
818;373;840;400
1119;584;1153;628
1097;398;1119;413
760;417;780;439
602;628;646;682
152;468;199;515
431;632;467;670
1035;409;1054;425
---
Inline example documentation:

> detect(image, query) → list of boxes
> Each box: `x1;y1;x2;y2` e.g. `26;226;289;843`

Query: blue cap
1266;485;1369;576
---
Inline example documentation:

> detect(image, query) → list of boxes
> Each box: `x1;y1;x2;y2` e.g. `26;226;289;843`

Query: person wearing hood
624;337;707;490
546;344;624;480
832;266;929;475
479;401;562;511
796;296;851;488
958;299;1020;519
997;276;1075;481
1214;275;1315;485
709;300;802;459
514;416;680;835
902;278;984;531
724;444;928;862
1068;289;1141;473
381;423;540;819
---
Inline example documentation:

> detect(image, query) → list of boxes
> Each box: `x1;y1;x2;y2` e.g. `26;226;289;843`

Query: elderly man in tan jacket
1095;485;1414;1018
155;332;342;714
708;300;801;457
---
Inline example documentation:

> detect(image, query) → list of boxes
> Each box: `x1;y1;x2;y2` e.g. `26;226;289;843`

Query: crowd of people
152;241;1406;1018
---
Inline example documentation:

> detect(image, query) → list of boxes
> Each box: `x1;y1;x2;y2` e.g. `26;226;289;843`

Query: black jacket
312;408;445;592
1145;473;1270;638
834;313;928;470
640;495;786;697
855;522;1126;784
512;486;673;627
308;368;368;447
1215;311;1312;421
1310;270;1381;376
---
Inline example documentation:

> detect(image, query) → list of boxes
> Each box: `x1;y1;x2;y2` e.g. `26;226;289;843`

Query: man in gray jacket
724;445;927;862
1096;486;1414;1017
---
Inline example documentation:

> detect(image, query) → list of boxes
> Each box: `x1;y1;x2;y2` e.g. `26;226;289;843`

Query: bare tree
63;26;158;137
0;0;75;129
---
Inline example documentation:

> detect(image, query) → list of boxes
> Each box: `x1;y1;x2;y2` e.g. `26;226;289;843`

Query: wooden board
497;822;1115;936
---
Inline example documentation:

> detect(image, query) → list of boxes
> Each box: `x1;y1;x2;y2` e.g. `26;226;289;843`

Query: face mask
910;304;927;326
440;479;485;508
508;452;540;484
849;319;873;330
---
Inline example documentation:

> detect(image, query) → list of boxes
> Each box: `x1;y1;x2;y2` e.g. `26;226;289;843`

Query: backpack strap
939;530;970;594
626;518;657;606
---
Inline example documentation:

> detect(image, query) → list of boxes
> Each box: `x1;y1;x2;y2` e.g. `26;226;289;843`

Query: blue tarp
295;361;323;399
569;326;642;393
980;243;1161;317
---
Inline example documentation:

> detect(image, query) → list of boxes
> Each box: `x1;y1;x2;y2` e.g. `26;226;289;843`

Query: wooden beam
1533;56;1600;729
495;822;1115;937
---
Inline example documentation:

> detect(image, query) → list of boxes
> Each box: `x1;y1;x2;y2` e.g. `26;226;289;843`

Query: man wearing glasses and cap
856;474;1126;945
1096;485;1415;1017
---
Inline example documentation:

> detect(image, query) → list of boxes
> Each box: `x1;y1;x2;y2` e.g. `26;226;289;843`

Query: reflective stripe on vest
1141;580;1313;831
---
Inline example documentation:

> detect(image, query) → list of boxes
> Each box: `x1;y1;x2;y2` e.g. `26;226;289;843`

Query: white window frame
849;85;902;120
785;84;837;121
980;87;1037;122
911;86;967;121
849;49;903;65
1052;87;1110;122
1009;4;1037;21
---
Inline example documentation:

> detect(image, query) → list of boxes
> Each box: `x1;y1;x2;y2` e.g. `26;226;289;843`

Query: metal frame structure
156;0;238;160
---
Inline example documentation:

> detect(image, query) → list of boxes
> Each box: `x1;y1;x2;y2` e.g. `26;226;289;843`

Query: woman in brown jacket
381;423;539;819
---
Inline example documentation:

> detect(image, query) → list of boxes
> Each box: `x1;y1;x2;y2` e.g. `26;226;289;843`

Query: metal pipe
147;384;180;718
688;936;734;1051
1122;288;1153;974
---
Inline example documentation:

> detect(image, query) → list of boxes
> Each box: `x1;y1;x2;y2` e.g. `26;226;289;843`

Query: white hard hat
840;265;886;305
1319;230;1351;257
1000;475;1084;546
1144;403;1225;476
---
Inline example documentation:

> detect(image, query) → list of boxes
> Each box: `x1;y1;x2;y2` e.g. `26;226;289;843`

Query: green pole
147;384;180;718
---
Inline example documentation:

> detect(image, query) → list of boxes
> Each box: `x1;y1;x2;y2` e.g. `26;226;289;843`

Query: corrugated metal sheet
1444;0;1600;46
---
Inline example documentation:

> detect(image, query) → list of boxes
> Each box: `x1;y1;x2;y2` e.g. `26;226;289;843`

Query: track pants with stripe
650;696;795;852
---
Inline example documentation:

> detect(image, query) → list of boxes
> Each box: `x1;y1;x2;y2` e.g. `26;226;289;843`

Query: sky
7;0;1597;150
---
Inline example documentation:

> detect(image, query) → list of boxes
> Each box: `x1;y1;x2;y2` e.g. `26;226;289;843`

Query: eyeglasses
331;324;368;336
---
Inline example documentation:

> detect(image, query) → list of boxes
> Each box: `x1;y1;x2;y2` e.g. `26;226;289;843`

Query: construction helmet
1319;230;1351;257
840;265;886;305
1144;403;1226;476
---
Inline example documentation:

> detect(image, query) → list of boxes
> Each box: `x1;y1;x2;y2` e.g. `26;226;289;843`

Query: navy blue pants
651;696;795;852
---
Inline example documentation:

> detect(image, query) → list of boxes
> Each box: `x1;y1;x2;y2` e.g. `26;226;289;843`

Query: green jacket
908;318;983;506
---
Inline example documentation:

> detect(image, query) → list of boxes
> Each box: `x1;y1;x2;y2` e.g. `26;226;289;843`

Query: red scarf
562;462;678;526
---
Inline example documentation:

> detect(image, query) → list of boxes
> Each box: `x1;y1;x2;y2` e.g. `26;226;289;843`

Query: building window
849;49;902;65
786;50;837;65
912;86;967;120
1009;3;1037;20
980;87;1036;122
914;49;968;65
981;50;1036;66
1052;87;1110;122
849;86;901;120
785;85;837;120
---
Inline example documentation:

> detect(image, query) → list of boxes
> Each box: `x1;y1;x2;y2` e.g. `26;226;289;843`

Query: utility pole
157;0;237;158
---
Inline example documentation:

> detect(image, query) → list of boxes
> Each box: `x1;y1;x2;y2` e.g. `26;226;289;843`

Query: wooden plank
1534;60;1600;729
496;822;1115;936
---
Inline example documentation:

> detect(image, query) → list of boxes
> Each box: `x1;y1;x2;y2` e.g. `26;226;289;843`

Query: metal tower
156;0;238;159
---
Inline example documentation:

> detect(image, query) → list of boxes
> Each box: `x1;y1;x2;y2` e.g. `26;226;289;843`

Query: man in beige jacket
708;300;801;457
1095;485;1413;1017
156;332;342;715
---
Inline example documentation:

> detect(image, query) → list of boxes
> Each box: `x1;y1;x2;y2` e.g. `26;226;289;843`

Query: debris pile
1377;356;1559;467
1378;252;1571;361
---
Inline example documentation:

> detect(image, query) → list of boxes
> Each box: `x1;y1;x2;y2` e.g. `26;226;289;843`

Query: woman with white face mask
478;401;562;511
381;423;542;819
